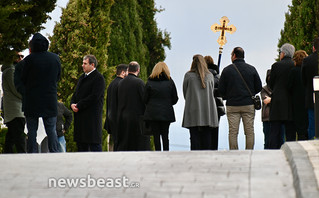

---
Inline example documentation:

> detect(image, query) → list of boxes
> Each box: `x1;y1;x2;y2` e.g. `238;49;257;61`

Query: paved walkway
0;141;318;198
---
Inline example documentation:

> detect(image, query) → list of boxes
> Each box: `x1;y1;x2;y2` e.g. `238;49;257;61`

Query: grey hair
280;43;295;58
83;54;98;68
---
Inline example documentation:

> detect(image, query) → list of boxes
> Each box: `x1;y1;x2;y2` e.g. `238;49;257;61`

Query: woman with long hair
182;54;219;150
288;50;309;140
144;62;178;151
204;55;225;150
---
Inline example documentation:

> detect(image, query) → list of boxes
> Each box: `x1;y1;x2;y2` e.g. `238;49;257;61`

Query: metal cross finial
211;16;236;47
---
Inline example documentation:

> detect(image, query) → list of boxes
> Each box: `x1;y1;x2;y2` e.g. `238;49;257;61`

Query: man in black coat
269;43;295;149
71;55;106;152
21;33;61;153
301;37;319;140
104;64;128;151
116;61;150;151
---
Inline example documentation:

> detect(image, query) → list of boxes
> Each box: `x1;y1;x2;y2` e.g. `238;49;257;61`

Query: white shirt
85;68;96;76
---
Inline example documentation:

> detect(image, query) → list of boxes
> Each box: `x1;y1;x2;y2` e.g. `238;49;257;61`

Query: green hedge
0;127;7;153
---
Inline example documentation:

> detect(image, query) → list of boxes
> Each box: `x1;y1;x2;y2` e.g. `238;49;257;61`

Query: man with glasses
269;43;296;149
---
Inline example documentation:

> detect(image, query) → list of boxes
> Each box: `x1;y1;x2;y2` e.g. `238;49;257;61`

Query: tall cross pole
211;16;236;69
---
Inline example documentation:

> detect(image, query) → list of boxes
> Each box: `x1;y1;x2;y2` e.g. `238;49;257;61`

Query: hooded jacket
21;33;61;117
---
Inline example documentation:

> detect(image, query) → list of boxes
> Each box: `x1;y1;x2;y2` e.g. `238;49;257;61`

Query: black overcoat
104;76;122;148
21;33;61;117
71;70;105;144
288;66;308;132
301;52;318;109
269;57;294;121
116;74;150;151
143;75;178;122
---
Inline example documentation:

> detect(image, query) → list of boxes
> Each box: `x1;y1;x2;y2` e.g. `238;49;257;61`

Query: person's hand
263;96;271;105
71;104;79;112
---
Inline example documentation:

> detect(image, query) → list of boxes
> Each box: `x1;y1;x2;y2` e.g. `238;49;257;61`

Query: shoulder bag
232;64;261;110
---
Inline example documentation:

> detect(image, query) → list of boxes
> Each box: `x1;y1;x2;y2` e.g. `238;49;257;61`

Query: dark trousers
211;116;220;150
4;117;26;153
211;127;219;150
269;121;295;149
294;124;308;141
77;142;102;152
189;126;213;150
151;121;170;151
263;121;270;149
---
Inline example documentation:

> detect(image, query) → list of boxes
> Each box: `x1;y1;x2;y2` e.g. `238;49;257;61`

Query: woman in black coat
204;55;225;150
288;50;308;140
144;62;178;151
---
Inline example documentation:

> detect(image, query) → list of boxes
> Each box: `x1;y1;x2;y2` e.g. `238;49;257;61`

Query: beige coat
182;72;218;128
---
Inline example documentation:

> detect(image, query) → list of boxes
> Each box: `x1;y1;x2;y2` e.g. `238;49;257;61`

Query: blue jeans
308;109;315;140
26;117;59;153
58;136;66;152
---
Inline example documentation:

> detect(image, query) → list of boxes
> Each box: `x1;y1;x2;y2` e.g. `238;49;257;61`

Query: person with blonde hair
182;54;219;150
287;50;309;140
144;62;178;151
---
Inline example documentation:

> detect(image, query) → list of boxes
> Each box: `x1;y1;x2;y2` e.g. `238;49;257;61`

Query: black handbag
215;97;226;116
233;64;261;110
252;95;261;110
139;116;153;135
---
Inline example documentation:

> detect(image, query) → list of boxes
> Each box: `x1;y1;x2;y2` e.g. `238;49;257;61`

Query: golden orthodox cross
211;16;236;47
211;16;236;68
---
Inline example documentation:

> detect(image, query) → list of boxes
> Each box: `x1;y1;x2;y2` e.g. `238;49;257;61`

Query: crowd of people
1;32;318;153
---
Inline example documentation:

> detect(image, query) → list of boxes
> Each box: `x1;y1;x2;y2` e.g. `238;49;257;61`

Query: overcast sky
39;0;292;150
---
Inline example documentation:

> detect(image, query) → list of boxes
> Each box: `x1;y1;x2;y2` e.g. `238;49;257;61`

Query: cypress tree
0;0;56;64
137;0;171;75
107;0;171;80
278;0;318;54
49;0;114;103
49;0;114;151
107;0;149;80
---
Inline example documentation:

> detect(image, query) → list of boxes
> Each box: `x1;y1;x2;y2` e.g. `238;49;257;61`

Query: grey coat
182;72;218;128
1;64;24;123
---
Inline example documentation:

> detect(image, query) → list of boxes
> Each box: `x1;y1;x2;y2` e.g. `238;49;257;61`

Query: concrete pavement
0;140;318;198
